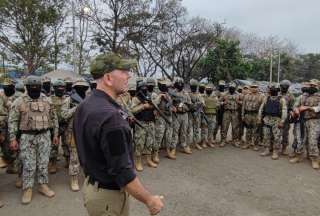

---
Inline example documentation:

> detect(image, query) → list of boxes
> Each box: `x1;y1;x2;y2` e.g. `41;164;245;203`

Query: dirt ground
1;141;320;216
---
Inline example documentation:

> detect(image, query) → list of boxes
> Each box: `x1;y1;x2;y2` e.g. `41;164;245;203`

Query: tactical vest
244;94;261;112
134;98;155;122
263;96;281;117
224;93;238;111
204;95;218;114
19;97;51;131
303;93;320;120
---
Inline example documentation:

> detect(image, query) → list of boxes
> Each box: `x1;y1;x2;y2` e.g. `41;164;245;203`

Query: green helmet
189;79;199;87
53;79;66;87
146;77;156;86
26;76;42;86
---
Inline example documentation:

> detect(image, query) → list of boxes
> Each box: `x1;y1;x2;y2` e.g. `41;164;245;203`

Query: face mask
42;82;51;93
66;83;73;92
27;85;41;99
190;86;198;93
199;86;205;94
218;85;225;92
280;86;289;94
90;83;97;90
206;90;213;95
174;83;184;91
308;87;318;95
128;90;136;97
158;84;168;93
229;87;236;94
3;85;15;97
301;87;309;93
270;89;278;96
237;89;242;93
54;87;65;97
74;86;88;99
147;85;154;93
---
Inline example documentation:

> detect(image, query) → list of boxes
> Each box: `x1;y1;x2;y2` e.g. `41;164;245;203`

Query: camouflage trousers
0;126;16;162
213;109;223;139
304;119;320;159
292;121;307;154
262;124;283;151
66;130;80;176
19;130;51;190
155;116;172;150
188;113;201;145
170;113;188;149
201;114;217;143
134;121;155;156
49;128;68;162
281;118;291;149
243;113;260;146
221;110;240;142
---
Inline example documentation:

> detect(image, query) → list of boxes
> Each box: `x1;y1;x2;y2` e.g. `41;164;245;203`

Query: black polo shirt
74;89;136;190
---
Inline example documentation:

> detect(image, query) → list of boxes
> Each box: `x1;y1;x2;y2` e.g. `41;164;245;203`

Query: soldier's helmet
137;80;147;89
73;78;89;87
146;77;156;86
229;82;236;88
42;76;51;83
189;79;199;87
173;77;184;84
64;77;73;84
26;76;42;86
205;83;214;89
15;81;25;91
250;81;259;88
158;79;171;86
280;80;291;87
53;79;66;87
199;81;206;88
2;78;14;86
309;79;319;88
269;82;280;90
218;80;226;86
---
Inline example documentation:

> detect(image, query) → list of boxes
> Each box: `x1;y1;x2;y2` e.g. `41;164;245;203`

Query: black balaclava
308;86;318;95
174;82;184;92
206;89;213;95
128;90;136;97
74;86;88;99
280;86;289;94
90;83;97;90
158;84;168;93
229;87;236;94
301;86;309;94
270;88;279;97
66;82;73;92
26;85;42;99
147;85;154;93
42;82;51;93
3;85;15;97
54;86;65;97
218;85;225;92
190;85;197;93
237;89;242;94
199;86;205;94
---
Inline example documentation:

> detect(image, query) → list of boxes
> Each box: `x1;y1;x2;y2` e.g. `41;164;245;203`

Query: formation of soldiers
1;74;320;208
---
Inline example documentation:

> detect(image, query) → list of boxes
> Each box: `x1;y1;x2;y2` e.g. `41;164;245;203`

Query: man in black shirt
74;52;164;216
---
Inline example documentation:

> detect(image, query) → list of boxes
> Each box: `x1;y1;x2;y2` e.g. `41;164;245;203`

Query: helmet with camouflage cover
158;79;171;86
173;76;184;84
218;80;226;86
146;77;156;86
137;80;147;89
73;78;89;87
64;77;73;84
228;82;236;88
199;81;206;88
189;78;199;87
26;75;42;86
53;79;66;87
205;83;214;89
309;79;319;88
2;78;14;86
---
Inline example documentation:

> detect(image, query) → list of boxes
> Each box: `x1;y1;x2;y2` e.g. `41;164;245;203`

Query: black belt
21;129;49;135
86;175;120;190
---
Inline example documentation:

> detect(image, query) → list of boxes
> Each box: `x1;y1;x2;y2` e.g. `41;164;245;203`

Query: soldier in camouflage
131;80;157;171
258;83;287;160
61;78;88;191
8;75;59;204
41;76;52;97
64;77;73;96
201;83;220;148
213;80;226;142
241;83;264;150
220;82;242;147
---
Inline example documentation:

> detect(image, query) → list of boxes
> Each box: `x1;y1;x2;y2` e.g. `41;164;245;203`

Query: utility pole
277;50;281;83
72;1;77;74
269;51;273;83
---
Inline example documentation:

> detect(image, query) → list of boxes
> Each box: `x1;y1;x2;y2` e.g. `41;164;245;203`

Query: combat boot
6;163;18;174
182;146;192;154
208;142;216;148
281;146;289;156
15;177;22;188
289;155;303;164
241;143;250;149
38;184;55;198
253;145;260;151
260;148;271;157
195;143;203;150
0;157;8;168
152;152;160;164
48;160;57;174
70;175;80;192
271;151;279;160
311;159;320;169
166;148;176;160
201;141;208;148
219;141;226;147
135;156;143;172
146;155;158;168
21;188;33;205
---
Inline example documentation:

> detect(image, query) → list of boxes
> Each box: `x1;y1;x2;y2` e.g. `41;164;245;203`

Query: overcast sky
182;0;319;54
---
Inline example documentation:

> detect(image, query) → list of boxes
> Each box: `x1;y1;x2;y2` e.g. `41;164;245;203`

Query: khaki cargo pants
83;177;130;216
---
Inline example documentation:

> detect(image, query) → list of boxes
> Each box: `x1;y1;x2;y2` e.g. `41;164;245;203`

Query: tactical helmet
42;76;51;83
174;77;184;84
280;80;291;87
189;79;199;87
15;81;25;91
73;78;89;87
199;82;206;88
269;82;280;89
218;80;226;86
64;77;73;84
26;76;42;86
2;78;14;86
205;83;214;89
137;80;147;89
229;82;236;88
146;77;156;86
53;79;66;87
158;79;171;86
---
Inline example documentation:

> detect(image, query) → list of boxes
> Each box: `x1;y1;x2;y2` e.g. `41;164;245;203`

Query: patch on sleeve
106;129;126;156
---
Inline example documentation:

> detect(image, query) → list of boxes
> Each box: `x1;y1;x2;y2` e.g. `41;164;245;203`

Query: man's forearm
124;177;152;205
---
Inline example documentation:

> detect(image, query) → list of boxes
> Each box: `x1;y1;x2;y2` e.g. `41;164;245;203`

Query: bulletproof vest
134;98;155;122
224;93;238;111
19;96;51;131
263;96;281;117
244;94;261;112
204;95;218;114
303;93;320;120
51;95;66;123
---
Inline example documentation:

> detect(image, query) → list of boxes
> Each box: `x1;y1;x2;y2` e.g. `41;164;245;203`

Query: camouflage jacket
241;93;265;118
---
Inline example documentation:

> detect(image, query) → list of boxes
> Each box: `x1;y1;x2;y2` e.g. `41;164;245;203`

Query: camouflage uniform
241;86;264;149
213;80;226;141
220;83;242;146
8;82;58;190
